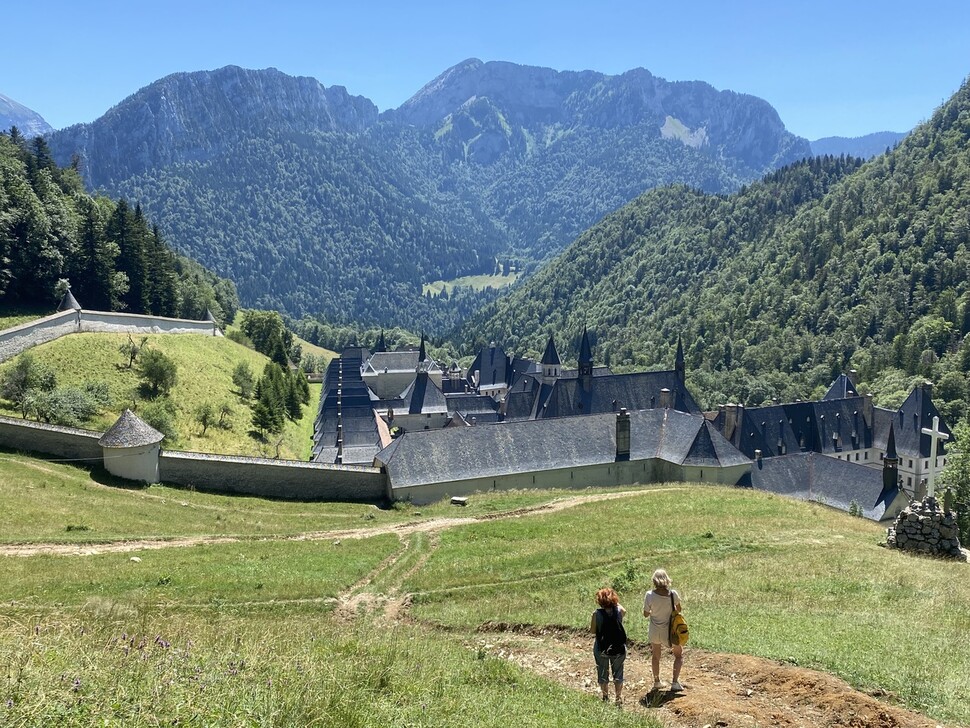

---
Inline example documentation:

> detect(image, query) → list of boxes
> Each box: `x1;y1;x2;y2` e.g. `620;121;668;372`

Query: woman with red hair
590;587;627;704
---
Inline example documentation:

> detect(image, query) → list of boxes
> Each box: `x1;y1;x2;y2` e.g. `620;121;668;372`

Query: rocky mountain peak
0;92;54;137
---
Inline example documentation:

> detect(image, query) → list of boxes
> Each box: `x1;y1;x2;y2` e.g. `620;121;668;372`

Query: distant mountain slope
0;93;53;137
811;131;907;159
47;62;811;328
463;76;970;418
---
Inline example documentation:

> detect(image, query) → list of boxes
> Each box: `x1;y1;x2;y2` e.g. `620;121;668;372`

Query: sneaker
652;679;664;691
669;681;684;692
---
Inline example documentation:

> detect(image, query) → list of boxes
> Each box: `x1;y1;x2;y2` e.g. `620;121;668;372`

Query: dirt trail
3;487;950;726
0;488;678;558
474;625;944;728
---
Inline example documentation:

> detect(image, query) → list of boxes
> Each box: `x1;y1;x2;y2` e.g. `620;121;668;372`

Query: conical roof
541;335;561;366
98;409;164;448
57;289;81;312
418;333;427;362
204;308;218;323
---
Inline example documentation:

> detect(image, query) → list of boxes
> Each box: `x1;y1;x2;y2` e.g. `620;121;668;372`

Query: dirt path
2;487;951;726
473;624;944;728
0;488;680;557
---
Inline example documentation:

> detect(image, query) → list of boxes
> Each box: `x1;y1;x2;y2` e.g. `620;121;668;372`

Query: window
865;452;868;460
855;453;859;461
907;477;912;486
908;459;913;468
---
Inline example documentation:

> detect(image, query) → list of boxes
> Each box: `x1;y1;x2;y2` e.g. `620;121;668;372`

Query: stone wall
886;496;966;560
0;415;103;462
159;451;386;502
0;311;79;362
0;310;220;364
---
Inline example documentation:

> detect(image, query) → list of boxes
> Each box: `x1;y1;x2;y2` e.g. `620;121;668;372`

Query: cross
920;415;949;497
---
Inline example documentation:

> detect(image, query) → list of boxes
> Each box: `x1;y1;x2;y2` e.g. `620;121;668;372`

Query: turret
541;335;561;384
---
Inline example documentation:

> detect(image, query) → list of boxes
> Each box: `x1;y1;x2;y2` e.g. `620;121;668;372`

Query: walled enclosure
159;452;385;501
0;416;103;462
0;309;221;364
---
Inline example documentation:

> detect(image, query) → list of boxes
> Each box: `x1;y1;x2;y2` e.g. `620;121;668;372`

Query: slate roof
739;452;899;521
57;289;81;312
535;370;702;418
541;336;561;366
823;373;859;400
363;350;421;373
312;348;382;465
98;409;164;447
401;372;448;415
561;366;613;379
887;386;950;459
377;408;747;489
444;393;500;416
468;344;512;389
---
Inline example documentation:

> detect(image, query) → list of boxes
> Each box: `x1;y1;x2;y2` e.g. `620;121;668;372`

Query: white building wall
102;443;161;483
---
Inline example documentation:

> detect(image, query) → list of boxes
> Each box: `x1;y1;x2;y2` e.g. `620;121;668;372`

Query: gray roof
363;350;421;373
377;408;747;489
536;370;702;418
401;372;448;415
541;336;561;366
468;344;512;389
740;452;898;521
98;409;164;447
57;289;81;312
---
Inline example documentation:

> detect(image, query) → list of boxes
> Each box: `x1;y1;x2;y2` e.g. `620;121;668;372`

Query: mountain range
45;61;812;328
810;131;908;159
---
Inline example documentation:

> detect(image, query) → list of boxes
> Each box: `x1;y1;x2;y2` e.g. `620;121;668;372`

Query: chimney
862;393;874;428
616;408;631;461
724;403;742;441
659;388;673;410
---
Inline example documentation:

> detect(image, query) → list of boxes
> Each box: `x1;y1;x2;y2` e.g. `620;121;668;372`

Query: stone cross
920;415;949;497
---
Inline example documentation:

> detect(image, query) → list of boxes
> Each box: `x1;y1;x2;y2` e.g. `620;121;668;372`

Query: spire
418;333;427;362
578;326;593;377
540;334;561;384
675;336;685;384
882;421;900;500
885;421;898;462
376;329;387;353
541;335;561;366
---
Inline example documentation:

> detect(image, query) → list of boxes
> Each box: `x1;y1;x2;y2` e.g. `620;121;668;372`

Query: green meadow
1;453;968;726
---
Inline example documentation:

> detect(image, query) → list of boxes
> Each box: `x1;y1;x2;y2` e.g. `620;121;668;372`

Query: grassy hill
0;332;323;459
0;455;966;726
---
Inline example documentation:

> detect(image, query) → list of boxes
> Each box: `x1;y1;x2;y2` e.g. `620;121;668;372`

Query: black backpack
597;608;627;655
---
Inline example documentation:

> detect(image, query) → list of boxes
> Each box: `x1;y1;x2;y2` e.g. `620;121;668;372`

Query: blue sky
3;0;968;139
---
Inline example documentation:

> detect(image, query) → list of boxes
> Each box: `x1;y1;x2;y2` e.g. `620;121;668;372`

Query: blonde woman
642;568;684;692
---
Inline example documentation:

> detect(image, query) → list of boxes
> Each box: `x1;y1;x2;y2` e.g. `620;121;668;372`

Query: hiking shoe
669;681;684;692
652;679;664;691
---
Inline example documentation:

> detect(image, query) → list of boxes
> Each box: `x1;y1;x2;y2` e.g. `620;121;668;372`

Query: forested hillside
0;129;238;322
463;76;970;425
46;63;809;329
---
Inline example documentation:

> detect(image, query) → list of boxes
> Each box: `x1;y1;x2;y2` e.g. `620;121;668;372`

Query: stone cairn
886;494;966;561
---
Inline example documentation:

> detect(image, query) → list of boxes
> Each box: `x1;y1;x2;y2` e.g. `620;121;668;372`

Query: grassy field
405;487;970;725
422;271;519;296
0;305;54;331
0;333;320;460
1;454;968;725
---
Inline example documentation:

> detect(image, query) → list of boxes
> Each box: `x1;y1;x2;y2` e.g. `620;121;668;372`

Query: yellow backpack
669;593;689;646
